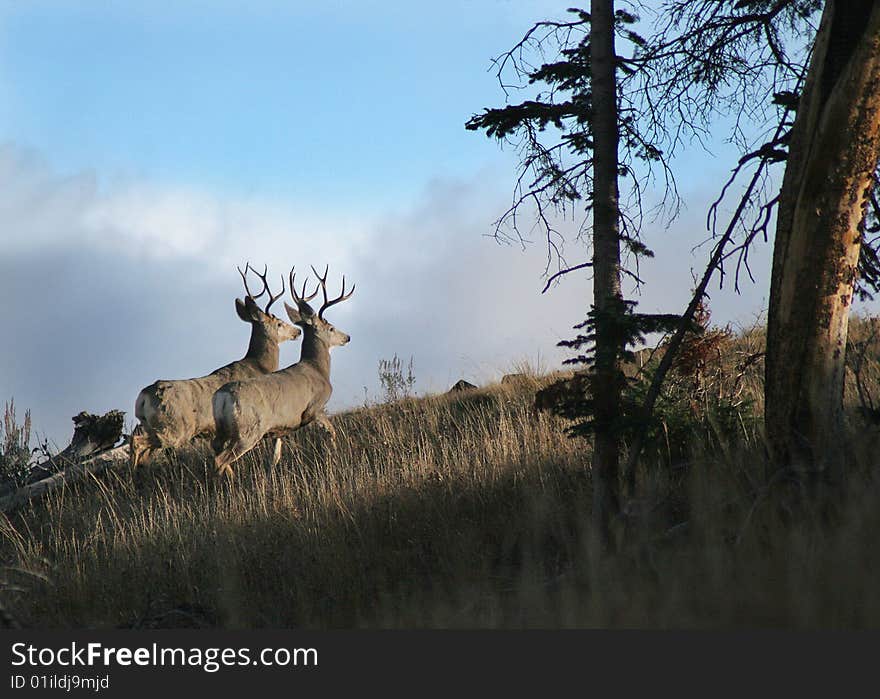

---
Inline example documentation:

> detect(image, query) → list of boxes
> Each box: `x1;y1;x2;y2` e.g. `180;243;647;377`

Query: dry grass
1;326;880;629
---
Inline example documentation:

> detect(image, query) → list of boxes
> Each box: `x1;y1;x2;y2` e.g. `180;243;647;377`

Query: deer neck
244;327;280;373
299;330;331;378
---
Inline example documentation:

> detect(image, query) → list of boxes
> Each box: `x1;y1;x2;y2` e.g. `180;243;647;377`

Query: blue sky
0;1;828;445
0;0;555;209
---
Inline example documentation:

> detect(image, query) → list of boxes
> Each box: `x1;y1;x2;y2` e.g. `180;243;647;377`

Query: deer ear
284;302;303;324
235;298;250;322
237;296;264;323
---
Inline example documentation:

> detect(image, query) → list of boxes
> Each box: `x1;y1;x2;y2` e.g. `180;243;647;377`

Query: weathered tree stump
0;410;128;514
26;410;125;483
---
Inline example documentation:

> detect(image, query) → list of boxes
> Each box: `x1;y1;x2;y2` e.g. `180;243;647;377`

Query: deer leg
139;447;153;467
130;426;158;470
272;438;283;467
314;412;336;442
214;438;256;479
130;427;144;469
210;434;229;456
214;449;236;479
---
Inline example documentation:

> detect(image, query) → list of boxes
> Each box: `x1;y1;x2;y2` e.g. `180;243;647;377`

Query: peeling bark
765;1;880;474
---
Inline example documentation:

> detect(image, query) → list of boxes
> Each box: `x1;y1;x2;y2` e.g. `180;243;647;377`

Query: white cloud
81;184;221;259
0;143;368;272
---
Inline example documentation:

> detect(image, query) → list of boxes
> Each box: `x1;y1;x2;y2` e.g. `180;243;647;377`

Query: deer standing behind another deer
211;265;354;477
130;264;302;469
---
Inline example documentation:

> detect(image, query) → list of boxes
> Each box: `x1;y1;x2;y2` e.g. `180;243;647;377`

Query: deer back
215;361;331;438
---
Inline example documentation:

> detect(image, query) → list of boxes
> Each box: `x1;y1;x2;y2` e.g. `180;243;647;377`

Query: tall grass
1;325;879;628
0;401;33;487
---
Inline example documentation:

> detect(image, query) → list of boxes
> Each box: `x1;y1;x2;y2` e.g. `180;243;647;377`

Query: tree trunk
590;0;623;544
765;0;880;477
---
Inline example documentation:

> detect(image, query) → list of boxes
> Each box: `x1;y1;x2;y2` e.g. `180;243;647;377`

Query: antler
241;263;286;314
237;262;266;301
288;266;320;315
310;264;355;319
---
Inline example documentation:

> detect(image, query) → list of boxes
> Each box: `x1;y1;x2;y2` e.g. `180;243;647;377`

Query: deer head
284;264;353;349
236;262;302;344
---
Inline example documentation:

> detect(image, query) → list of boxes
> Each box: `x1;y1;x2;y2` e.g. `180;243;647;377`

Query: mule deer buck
211;265;354;477
130;264;302;469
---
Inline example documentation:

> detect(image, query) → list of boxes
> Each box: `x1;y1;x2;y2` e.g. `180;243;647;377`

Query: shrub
378;354;416;403
0;401;34;487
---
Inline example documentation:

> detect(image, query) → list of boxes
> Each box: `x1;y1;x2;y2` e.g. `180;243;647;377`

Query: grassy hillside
2;322;880;628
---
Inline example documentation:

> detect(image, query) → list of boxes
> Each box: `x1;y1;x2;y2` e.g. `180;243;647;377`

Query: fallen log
0;410;129;515
25;410;125;483
0;444;129;514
